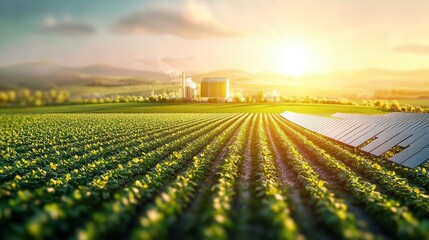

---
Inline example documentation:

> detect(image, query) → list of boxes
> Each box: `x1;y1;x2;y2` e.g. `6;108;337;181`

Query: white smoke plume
157;59;181;78
186;78;196;88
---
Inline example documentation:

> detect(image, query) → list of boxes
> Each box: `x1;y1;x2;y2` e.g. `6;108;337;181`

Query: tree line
0;88;70;107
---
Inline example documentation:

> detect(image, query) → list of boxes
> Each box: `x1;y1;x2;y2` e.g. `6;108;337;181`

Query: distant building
180;72;197;99
265;89;280;102
201;77;230;101
185;86;197;99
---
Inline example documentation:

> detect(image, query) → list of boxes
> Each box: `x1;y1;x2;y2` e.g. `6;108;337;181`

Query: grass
0;102;388;115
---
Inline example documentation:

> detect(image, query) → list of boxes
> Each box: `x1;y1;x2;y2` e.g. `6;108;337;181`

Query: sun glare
273;42;317;76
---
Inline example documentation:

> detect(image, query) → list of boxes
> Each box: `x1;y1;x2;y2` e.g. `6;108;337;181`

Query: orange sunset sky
1;0;429;76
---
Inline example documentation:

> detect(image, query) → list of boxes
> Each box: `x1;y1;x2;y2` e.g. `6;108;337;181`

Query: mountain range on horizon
1;61;429;98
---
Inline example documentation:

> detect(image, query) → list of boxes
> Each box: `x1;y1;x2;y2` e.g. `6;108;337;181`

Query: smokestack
181;72;186;98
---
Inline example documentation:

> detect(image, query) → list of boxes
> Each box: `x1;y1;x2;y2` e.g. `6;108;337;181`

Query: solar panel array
280;111;429;168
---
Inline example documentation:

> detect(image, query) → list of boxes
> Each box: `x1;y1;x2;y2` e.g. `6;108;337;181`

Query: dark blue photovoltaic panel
402;146;429;168
280;111;429;168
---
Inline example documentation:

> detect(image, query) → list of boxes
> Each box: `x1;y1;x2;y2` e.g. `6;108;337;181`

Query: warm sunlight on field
272;42;318;76
2;1;429;239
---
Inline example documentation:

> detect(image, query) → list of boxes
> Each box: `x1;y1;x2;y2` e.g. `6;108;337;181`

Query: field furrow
1;112;429;240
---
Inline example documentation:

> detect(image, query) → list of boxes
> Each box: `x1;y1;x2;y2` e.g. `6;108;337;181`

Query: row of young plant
0;114;220;179
2;126;166;189
3;114;243;239
280;115;429;218
124;115;247;240
0;113;219;175
0;114;220;199
3;120;157;165
0;114;179;183
0;114;129;157
9;113;218;156
0;114;240;231
321;135;429;192
381;162;429;192
3;117;130;155
273;115;429;239
230;112;259;239
198;114;253;239
265;114;376;239
251;114;298;240
0;113;226;193
23;114;245;240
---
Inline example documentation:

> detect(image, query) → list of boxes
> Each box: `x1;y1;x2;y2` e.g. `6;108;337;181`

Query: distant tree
233;95;242;103
7;90;16;103
20;88;31;106
257;91;264;102
49;88;58;100
0;91;9;106
381;100;390;109
33;90;44;106
55;90;69;104
303;96;311;103
374;100;382;108
415;107;424;113
406;105;415;112
245;96;252;103
390;100;401;111
34;98;43;106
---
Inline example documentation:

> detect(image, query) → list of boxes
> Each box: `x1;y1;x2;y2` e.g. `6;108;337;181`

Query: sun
272;42;317;76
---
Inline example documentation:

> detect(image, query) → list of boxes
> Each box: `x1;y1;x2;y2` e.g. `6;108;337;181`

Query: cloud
113;0;240;39
394;44;429;55
41;16;95;36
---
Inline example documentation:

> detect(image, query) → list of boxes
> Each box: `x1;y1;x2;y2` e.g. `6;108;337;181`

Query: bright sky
1;0;429;75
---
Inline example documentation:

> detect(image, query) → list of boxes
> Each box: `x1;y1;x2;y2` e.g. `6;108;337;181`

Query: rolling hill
0;62;173;89
1;62;428;98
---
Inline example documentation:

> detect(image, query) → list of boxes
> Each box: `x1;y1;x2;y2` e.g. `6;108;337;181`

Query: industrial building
180;72;197;99
200;77;230;101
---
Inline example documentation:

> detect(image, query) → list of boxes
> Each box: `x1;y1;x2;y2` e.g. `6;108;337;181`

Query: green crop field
1;112;429;239
0;102;388;115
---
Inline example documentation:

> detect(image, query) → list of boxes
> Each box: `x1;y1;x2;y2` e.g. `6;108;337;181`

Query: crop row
1;113;429;239
265;114;375;239
281;119;429;218
2;114;242;239
273;114;429;239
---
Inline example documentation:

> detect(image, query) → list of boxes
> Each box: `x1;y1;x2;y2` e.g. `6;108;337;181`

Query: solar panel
342;124;374;144
280;111;429;168
332;123;361;140
344;118;388;144
401;146;429;168
318;120;343;135
327;121;358;138
390;133;429;163
398;130;428;147
362;128;404;153
349;125;390;148
325;120;352;136
337;123;367;141
370;132;413;156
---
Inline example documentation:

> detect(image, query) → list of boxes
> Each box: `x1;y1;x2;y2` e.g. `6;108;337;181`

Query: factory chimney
181;72;186;98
